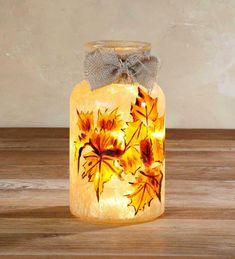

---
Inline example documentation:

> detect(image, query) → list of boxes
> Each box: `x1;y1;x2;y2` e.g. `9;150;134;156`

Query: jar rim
85;40;151;53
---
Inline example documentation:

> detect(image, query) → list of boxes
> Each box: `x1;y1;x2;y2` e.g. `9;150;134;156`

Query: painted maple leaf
131;87;158;125
127;166;163;215
127;135;163;215
82;132;123;200
124;87;161;149
83;152;122;201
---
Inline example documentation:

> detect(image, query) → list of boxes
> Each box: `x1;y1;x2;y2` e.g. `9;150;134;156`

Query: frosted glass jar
70;41;165;224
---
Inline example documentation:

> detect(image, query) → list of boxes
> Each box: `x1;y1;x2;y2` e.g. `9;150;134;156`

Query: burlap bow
84;48;159;91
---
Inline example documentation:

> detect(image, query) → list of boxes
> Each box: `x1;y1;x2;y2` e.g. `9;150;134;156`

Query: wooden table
0;128;235;258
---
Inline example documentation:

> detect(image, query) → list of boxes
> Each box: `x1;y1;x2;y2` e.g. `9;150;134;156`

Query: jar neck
85;40;151;56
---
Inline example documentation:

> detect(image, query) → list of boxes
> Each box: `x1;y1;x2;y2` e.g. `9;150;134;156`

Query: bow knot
119;59;129;74
84;48;159;91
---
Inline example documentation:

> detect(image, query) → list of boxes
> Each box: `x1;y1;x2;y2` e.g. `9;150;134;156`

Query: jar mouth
85;40;151;54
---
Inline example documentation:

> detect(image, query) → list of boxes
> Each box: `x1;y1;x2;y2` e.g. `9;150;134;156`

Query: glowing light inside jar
151;130;165;140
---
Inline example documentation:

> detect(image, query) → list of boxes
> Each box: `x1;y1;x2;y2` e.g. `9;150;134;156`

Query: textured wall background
0;0;234;128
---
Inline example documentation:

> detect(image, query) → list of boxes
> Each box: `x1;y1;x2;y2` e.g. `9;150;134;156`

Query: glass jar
70;40;165;224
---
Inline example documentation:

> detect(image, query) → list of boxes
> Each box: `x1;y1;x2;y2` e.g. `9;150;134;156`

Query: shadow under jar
70;40;165;224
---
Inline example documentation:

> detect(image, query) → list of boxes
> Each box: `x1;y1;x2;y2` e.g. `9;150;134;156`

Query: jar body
70;80;165;224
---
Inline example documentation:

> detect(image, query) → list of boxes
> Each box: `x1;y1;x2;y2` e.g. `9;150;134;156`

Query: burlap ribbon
84;48;159;91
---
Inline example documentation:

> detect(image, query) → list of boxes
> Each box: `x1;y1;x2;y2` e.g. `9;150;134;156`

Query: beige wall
0;0;234;128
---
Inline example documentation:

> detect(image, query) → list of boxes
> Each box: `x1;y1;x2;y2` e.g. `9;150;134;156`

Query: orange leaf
145;166;163;201
140;138;154;167
119;146;141;174
127;166;163;215
152;139;164;163
131;87;158;125
149;116;165;163
77;110;94;133
124;120;147;148
82;132;124;200
83;152;122;201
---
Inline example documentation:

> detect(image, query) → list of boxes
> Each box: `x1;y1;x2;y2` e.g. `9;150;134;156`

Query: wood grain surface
0;128;234;258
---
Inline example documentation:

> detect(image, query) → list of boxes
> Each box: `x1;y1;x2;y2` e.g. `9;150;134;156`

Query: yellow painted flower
89;132;123;156
97;108;123;131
